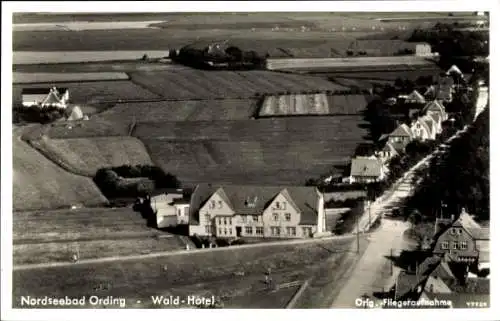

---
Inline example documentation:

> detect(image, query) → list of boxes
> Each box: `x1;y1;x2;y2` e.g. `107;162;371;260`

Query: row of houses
22;87;70;109
392;209;489;308
144;184;328;239
347;66;466;184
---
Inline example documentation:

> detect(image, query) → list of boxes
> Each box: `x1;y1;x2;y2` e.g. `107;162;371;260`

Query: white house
148;191;190;228
424;100;448;122
415;43;433;57
405;90;426;104
21;87;69;108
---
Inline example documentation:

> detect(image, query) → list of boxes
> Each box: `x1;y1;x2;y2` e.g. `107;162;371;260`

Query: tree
408;209;423;229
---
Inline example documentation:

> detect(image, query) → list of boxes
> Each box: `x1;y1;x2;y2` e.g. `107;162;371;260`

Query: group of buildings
140;184;328;240
391;209;489;308
20;87;87;120
347;65;465;184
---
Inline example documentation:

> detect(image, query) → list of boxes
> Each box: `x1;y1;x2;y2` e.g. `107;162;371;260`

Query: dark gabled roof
395;272;427;300
189;184;319;225
389;123;413;137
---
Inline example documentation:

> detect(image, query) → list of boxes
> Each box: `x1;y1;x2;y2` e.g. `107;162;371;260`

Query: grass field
97;99;260;122
13;72;129;84
128;70;348;100
13;237;353;308
13;80;159;105
135;116;369;185
13;51;169;65
29;136;153;176
22;119;130;140
258;93;368;116
13;136;107;211
13;208;189;265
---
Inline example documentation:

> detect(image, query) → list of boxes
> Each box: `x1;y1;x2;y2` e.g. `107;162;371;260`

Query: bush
13;106;66;124
93;165;180;199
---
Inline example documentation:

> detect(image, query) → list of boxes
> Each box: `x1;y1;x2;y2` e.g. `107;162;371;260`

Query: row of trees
406;109;489;221
13;106;66;124
94;165;181;199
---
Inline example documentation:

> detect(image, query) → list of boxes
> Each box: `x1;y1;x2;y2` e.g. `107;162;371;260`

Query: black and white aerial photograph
1;1;497;320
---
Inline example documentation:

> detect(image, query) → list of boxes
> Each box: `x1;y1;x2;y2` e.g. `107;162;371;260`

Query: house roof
446;65;463;76
424;85;436;97
350;157;383;177
430;113;441;123
430;261;456;281
189;184;319;225
382;142;398;155
395;272;427;299
65;105;83;120
389;123;413;137
406;90;426;104
424;100;446;117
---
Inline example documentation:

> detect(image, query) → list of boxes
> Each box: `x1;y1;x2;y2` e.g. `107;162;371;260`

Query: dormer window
275;202;280;209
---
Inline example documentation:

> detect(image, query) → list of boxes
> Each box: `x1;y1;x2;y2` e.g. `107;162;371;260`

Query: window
205;225;211;234
452;241;459;250
256;227;264;235
218;201;223;209
275;202;280;209
205;214;211;223
245;226;253;235
460;241;468;250
224;217;227;225
229;229;232;235
273;213;279;221
253;216;259;222
287;227;296;236
441;241;449;250
218;228;222;235
210;200;216;209
285;213;291;221
218;217;222;225
457;229;462;235
271;226;281;236
302;227;312;237
224;228;227;235
177;209;181;216
228;217;232;225
450;228;455;235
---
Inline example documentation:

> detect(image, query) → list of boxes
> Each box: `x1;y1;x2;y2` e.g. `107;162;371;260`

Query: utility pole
390;248;393;276
356;212;360;254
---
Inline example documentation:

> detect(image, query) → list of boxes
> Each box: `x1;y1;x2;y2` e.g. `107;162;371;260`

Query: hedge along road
14;233;361;271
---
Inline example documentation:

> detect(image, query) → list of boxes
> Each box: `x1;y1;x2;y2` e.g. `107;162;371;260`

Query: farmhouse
188;184;326;239
410;117;433;141
432;208;489;266
424;100;448;122
376;141;399;163
22;87;69;108
386;123;413;152
405;90;426;104
347;156;387;184
415;43;433;57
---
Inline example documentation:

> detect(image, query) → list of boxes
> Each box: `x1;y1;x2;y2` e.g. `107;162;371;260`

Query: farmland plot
13;237;352;307
40;119;130;139
13;208;188;265
13;138;107;211
29;136;153;176
13;72;129;84
138;116;369;186
13;80;159;105
97;99;260;122
129;70;348;100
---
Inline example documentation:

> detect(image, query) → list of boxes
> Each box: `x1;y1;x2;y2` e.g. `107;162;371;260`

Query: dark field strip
13;29;348;52
13;80;160;105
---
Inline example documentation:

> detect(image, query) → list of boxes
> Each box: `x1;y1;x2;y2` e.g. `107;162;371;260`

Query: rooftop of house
406;90;426;103
189;184;320;225
349;156;383;177
389;123;413;137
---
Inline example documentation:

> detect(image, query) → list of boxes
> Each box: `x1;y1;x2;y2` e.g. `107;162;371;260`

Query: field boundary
285;279;312;308
14;234;358;271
